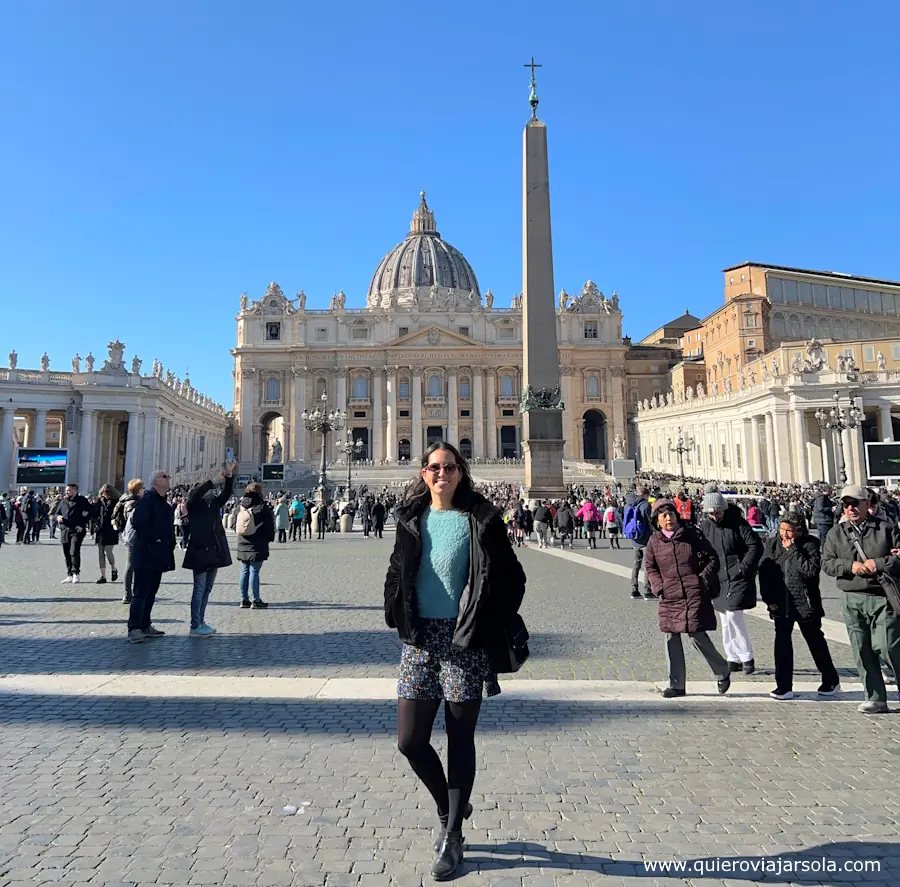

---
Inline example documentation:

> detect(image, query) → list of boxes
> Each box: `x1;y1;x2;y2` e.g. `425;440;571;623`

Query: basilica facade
232;193;628;472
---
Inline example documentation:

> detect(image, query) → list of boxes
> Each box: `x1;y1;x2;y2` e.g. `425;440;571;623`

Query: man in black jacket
57;484;91;583
533;500;553;548
127;471;176;643
811;488;836;541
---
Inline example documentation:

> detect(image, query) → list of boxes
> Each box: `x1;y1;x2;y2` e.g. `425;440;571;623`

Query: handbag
489;612;531;674
851;536;900;617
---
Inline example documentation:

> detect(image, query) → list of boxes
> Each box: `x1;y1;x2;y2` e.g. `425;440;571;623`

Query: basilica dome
366;192;481;310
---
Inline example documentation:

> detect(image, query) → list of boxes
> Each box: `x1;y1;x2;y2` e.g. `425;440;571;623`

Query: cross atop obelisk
524;56;541;120
520;57;565;498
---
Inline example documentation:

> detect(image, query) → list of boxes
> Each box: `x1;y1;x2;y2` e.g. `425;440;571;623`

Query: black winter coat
183;476;235;571
94;498;120;547
57;495;91;543
131;490;176;573
811;494;836;528
384;492;526;655
759;534;823;622
236;492;275;563
700;505;762;612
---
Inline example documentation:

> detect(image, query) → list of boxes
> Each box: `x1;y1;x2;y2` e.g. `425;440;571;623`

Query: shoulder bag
489;612;531;673
851;536;900;617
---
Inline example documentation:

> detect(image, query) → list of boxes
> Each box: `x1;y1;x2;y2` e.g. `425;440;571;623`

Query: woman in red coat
645;499;732;698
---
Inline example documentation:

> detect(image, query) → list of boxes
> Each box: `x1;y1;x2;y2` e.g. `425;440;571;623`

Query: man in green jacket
822;484;900;714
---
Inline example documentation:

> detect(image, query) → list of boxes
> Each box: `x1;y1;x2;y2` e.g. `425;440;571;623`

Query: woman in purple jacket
645;499;732;698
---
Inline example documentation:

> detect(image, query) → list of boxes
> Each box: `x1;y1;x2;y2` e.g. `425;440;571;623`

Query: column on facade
291;369;306;463
123;412;140;482
749;416;762;483
371;368;383;462
839;426;854;485
33;409;48;448
94;417;108;486
820;426;835;486
792;408;809;485
472;369;485;458
411;371;423;460
240;370;255;465
0;406;16;491
764;412;777;482
447;368;458;446
485;371;497;458
141;413;158;479
337;372;348;413
385;368;397;462
879;405;894;442
560;367;575;459
850;423;866;485
773;412;791;484
78;410;95;492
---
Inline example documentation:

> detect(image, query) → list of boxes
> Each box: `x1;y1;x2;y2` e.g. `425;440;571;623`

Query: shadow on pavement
465;840;896;881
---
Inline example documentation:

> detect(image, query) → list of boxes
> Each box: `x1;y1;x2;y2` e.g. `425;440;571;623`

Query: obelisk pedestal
520;70;566;500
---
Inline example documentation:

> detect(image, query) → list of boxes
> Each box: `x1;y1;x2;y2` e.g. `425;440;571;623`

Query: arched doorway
398;438;411;462
499;426;518;459
259;411;285;464
459;438;472;460
582;409;607;461
426;426;443;448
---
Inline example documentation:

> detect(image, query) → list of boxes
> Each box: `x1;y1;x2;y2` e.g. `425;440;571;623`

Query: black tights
397;698;481;831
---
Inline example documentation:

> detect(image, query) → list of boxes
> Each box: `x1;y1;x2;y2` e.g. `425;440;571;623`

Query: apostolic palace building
232;192;630;475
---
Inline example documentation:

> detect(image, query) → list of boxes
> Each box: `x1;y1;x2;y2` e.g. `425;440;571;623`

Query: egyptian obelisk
521;58;566;499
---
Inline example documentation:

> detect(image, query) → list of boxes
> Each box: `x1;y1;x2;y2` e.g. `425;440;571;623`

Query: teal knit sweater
415;508;470;618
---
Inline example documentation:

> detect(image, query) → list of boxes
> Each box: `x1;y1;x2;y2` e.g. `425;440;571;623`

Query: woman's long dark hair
404;441;475;509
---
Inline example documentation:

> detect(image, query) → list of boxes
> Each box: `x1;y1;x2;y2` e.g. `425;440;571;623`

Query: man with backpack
235;482;275;608
624;485;654;600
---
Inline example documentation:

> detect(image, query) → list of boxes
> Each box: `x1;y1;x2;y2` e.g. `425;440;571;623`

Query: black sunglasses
841;498;860;508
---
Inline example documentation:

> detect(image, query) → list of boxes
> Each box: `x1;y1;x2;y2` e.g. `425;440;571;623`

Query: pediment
386;325;483;348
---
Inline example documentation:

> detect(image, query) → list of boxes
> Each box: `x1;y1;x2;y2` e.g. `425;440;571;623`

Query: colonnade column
411;371;423;460
750;416;762;483
472;369;485;459
141;413;158;479
385;368;397;462
33;409;48;448
124;412;140;482
447;368;458;446
793;408;809;485
78;410;95;492
485;372;497;458
0;407;16;491
764;412;776;483
879;405;894;442
372;368;383;461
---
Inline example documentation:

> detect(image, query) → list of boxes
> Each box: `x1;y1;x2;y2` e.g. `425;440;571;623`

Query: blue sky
2;1;897;405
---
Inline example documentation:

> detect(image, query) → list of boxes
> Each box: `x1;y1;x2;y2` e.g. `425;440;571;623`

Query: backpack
236;504;259;537
121;513;136;545
623;503;649;542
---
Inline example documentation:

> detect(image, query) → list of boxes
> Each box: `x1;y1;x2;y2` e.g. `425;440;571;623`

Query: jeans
191;568;218;629
816;523;833;542
773;615;840;691
239;561;262;601
124;545;135;596
128;570;163;631
842;591;900;704
665;631;730;690
631;544;651;594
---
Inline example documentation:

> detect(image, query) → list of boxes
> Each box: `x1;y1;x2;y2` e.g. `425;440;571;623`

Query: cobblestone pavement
2;531;899;886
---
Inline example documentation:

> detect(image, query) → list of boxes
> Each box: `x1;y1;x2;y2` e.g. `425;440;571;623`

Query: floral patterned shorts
398;618;501;702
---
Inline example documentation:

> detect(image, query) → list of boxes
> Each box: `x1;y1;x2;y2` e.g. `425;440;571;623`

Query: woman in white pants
699;484;763;675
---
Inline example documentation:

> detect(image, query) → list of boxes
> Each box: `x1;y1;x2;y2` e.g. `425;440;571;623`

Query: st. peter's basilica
232;191;629;474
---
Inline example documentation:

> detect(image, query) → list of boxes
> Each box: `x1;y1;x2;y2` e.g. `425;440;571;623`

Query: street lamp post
815;388;864;486
301;392;346;504
668;426;694;483
341;429;364;499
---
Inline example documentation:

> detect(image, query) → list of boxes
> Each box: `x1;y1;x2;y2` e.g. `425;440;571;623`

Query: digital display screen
16;448;68;485
866;443;900;480
261;463;284;481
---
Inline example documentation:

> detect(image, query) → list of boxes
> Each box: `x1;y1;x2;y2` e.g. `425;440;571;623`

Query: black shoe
728;661;742;673
96;576;107;585
717;675;731;695
434;803;472;852
817;681;841;696
630;590;641;599
643;591;656;600
111;569;118;582
121;595;131;605
240;600;251;609
742;660;756;675
431;830;464;881
662;688;686;698
251;599;268;609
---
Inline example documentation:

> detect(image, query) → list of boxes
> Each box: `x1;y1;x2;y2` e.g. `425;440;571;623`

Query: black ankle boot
434;802;472;851
432;830;464;880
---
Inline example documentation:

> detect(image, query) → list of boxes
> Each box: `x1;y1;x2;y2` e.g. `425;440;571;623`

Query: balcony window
587;375;600;398
459;378;470;399
500;374;514;397
583;321;598;339
265;378;280;402
352;376;368;399
399;381;410;400
266;322;281;341
428;375;442;397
